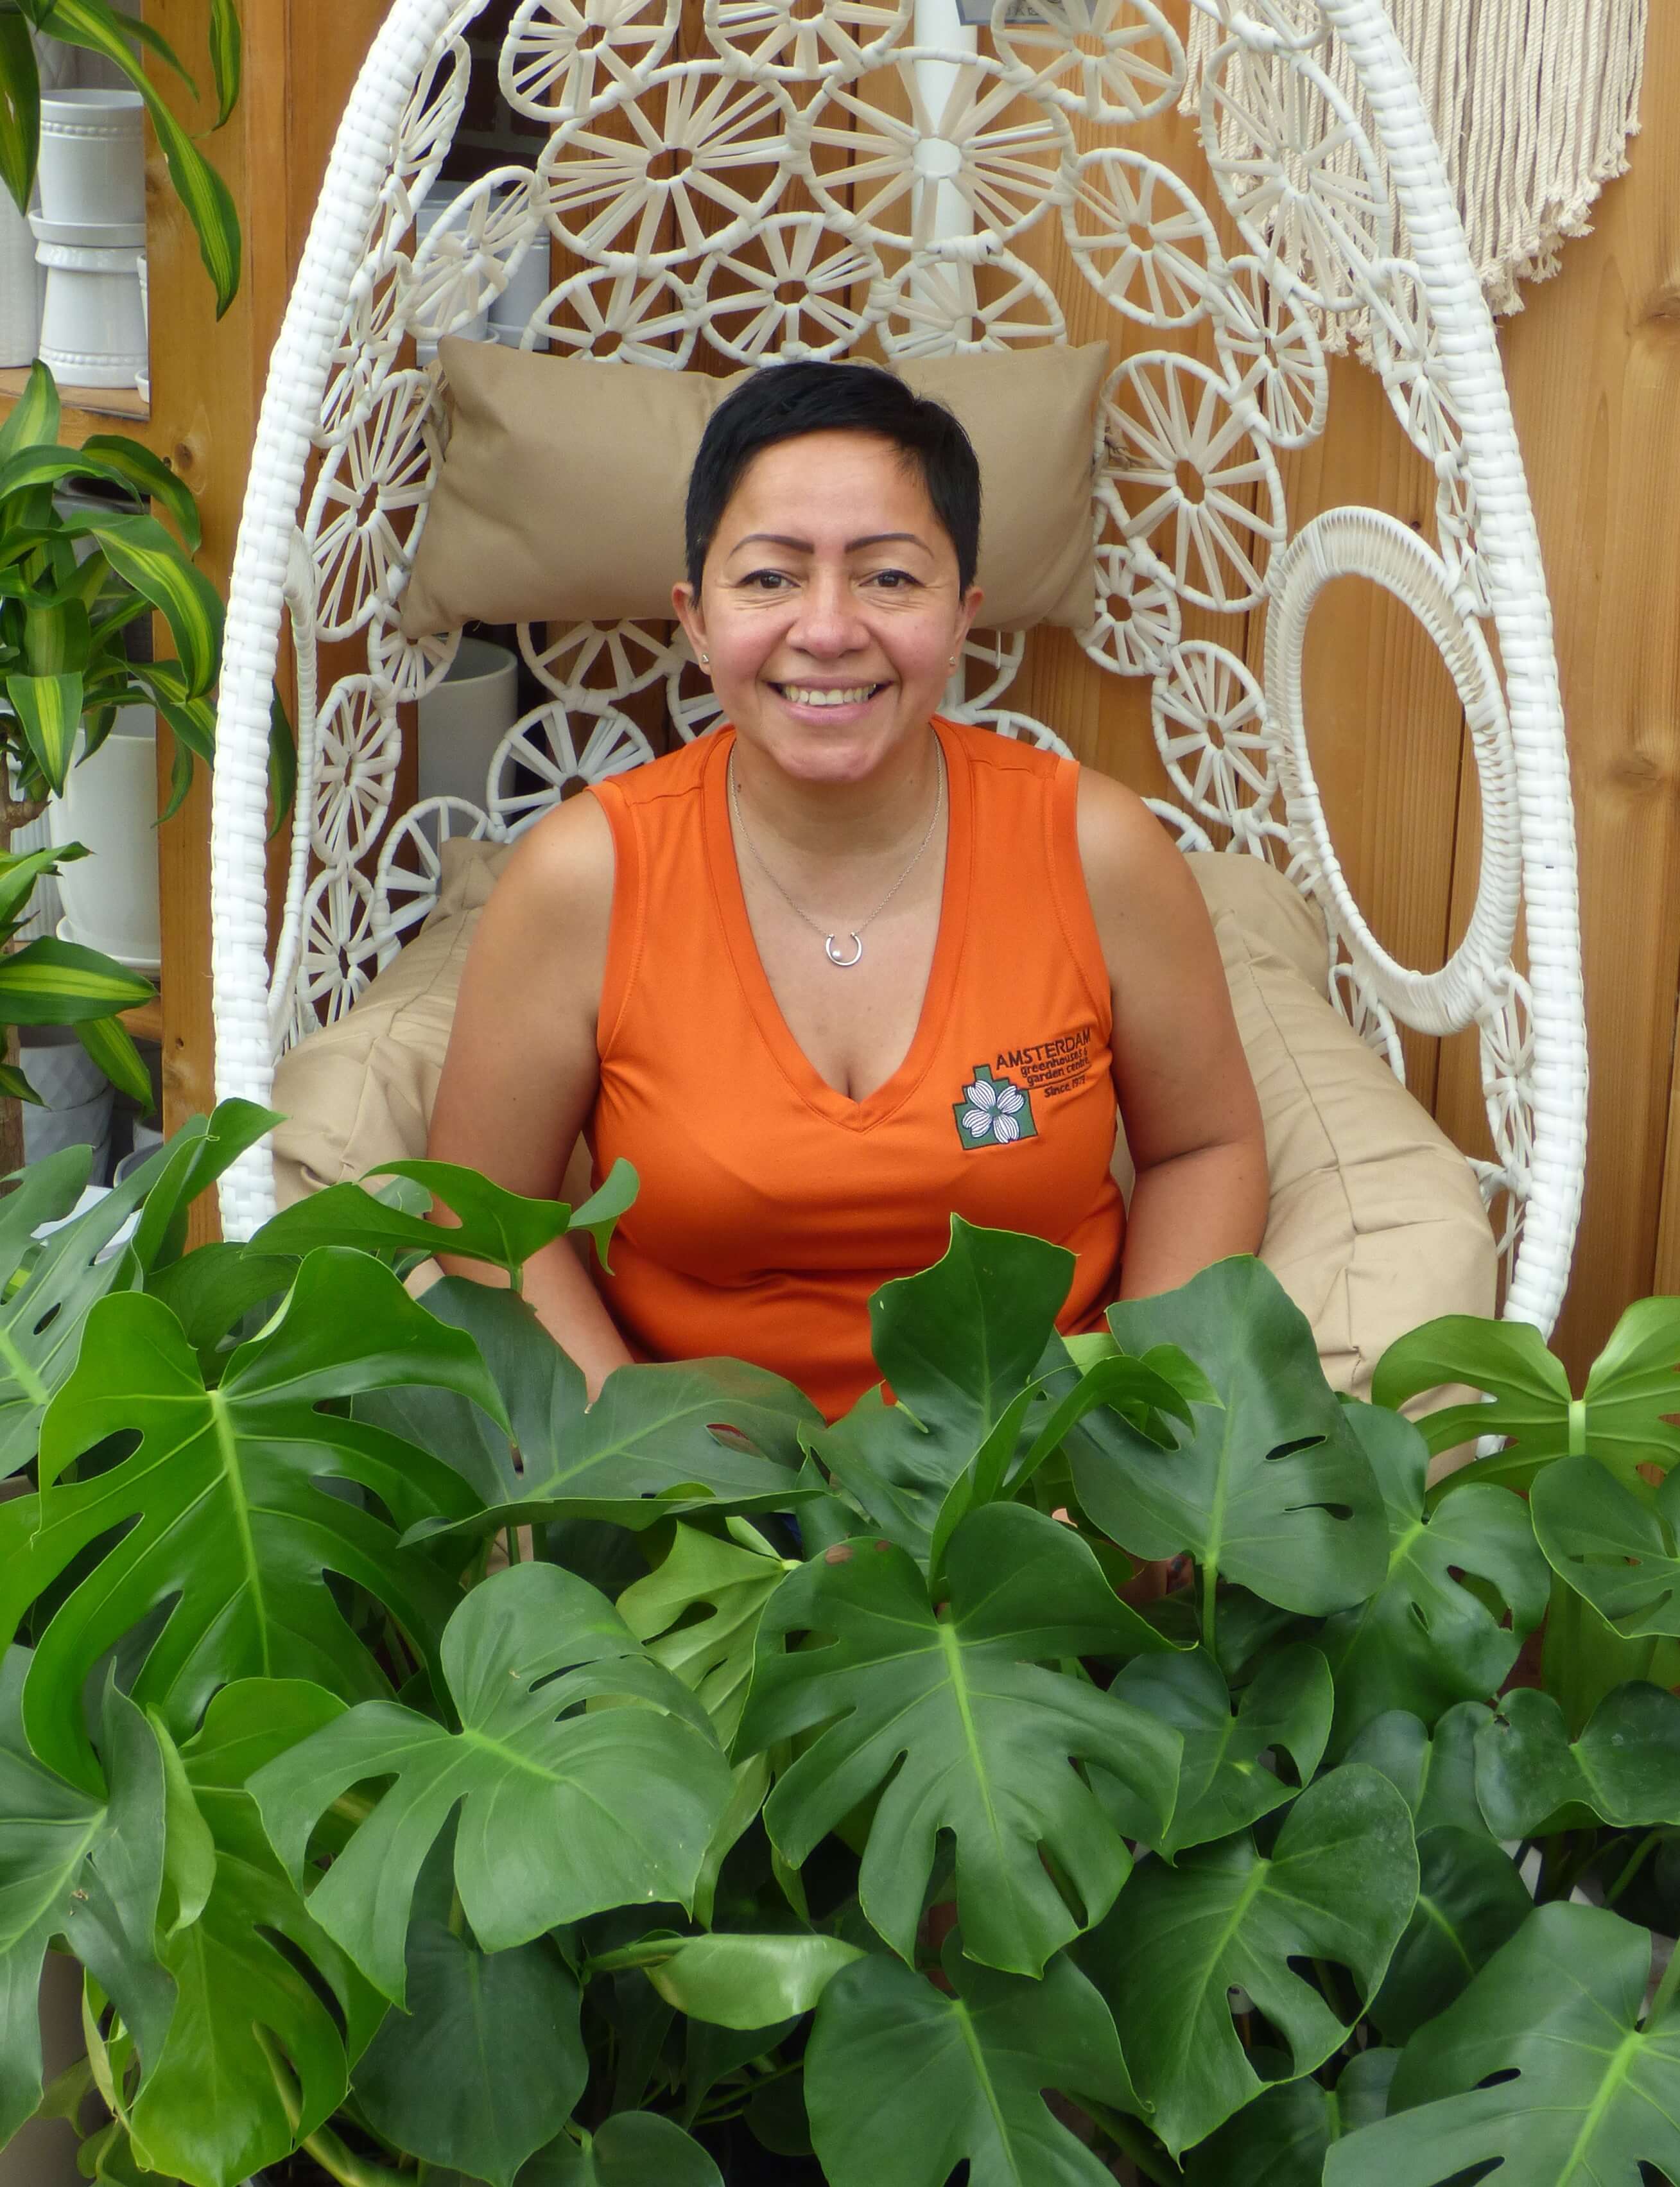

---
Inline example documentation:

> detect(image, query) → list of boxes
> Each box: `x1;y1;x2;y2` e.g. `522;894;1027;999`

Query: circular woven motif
1151;640;1277;835
489;702;654;836
298;867;379;1024
1200;37;1391;314
1209;253;1328;449
374;795;497;960
313;676;401;865
541;64;795;266
874;251;1064;357
386;33;471;223
994;0;1185;128
521;262;700;364
1098;354;1286;612
697;216;882;364
704;0;912;82
800;52;1072;259
499;0;679;123
409;167;542;347
1063;146;1224;328
1080;538;1181;678
306;369;444;643
520;617;675;704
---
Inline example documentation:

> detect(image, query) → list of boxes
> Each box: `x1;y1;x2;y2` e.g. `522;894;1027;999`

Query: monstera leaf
401;1280;820;1540
1;1250;493;1791
1369;1826;1534;2046
1326;1903;1680;2186
1529;1455;1680;1635
1474;1684;1680;1838
1068;1259;1388;1615
1084;1765;1418;2156
1319;1404;1549;1749
1375;1297;1680;1490
1112;1642;1333;1856
1184;2049;1399;2187
618;1519;796;1740
519;2115;723;2186
351;1836;586;2187
126;1682;384;2187
591;1930;867;2028
0;1656;174;2147
804;1938;1138;2187
0;1101;275;1475
251;1564;731;2006
737;1502;1180;1975
251;1155;637;1278
1344;1705;1490;1836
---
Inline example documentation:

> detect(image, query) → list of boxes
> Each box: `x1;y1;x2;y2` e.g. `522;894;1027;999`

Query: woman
428;362;1267;1418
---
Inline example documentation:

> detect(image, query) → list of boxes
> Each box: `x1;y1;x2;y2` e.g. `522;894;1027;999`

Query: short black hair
684;360;982;595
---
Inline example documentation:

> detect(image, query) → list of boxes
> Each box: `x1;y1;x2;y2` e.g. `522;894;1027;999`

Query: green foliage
0;4;242;313
2;1131;1680;2186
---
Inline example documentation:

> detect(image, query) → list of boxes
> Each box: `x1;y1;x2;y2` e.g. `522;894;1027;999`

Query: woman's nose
787;569;868;658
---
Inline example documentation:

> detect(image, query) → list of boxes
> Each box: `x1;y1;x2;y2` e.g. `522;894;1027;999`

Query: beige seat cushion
399;338;1109;639
272;839;1494;1396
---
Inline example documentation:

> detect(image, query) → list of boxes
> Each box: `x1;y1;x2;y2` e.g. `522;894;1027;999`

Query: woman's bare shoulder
475;787;616;953
1073;763;1209;943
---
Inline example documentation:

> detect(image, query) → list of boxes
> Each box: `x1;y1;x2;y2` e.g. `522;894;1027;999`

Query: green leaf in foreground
594;1930;866;2028
397;1279;821;1538
1184;2048;1399;2187
519;2114;723;2186
1073;1258;1389;1614
1344;1704;1489;1836
1369;1825;1534;2046
1083;1764;1418;2156
1473;1683;1680;1838
251;1564;731;2006
738;1503;1180;1974
1530;1454;1680;1635
0;1659;174;2147
3;1248;490;1791
352;1914;584;2187
1326;1903;1680;2187
617;1519;795;1740
127;1682;383;2187
1319;1402;1548;1750
1111;1641;1333;1855
804;1938;1137;2187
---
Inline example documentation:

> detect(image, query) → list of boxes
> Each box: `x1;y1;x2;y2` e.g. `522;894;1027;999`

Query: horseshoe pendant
825;931;865;968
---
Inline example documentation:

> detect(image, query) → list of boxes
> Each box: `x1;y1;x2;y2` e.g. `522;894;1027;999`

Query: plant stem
256;2025;410;2187
1082;2100;1181;2184
1649;1930;1680;2025
1200;1560;1218;1658
1608;1828;1670;1906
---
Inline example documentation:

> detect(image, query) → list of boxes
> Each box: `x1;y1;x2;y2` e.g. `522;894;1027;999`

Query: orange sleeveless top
587;717;1125;1420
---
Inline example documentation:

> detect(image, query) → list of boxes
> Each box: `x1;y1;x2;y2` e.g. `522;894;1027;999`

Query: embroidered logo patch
953;1065;1038;1150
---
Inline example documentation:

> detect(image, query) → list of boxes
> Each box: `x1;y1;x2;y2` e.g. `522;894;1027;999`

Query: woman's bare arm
1076;771;1268;1299
426;793;634;1396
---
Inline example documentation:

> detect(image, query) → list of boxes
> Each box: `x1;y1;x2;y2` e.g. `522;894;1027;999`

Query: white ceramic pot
37;89;145;229
0;191;40;367
0;1956;87;2187
33;214;147;390
48;706;161;972
490;233;551;352
417;637;520;810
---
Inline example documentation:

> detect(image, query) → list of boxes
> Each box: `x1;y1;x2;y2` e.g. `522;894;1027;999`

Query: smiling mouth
772;681;888;708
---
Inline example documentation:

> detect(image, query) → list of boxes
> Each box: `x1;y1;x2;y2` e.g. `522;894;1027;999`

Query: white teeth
781;684;879;708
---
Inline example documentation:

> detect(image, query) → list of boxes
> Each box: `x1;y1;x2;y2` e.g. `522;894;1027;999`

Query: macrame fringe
1182;0;1648;331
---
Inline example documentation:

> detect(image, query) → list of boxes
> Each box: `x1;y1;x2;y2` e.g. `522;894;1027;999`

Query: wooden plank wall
150;1;1679;1373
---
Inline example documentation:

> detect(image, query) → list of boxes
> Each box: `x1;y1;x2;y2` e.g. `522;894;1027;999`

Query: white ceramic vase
0;191;40;367
48;706;162;972
37;89;145;228
21;1025;114;1183
417;637;520;809
33;214;147;389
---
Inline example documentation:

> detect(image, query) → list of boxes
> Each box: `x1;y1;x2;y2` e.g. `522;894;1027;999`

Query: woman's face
673;428;982;787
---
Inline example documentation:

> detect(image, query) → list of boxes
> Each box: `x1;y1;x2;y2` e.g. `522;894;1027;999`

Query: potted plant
3;1124;1680;2186
0;359;221;1176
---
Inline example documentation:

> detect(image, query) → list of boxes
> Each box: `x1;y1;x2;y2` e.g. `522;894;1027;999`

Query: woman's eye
868;568;920;591
740;570;792;591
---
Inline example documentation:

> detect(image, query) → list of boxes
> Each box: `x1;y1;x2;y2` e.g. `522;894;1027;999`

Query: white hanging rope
1184;0;1648;323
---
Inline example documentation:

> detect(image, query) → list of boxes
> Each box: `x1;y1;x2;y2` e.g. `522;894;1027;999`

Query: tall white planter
417;638;519;808
0;193;40;367
48;706;161;972
37;90;145;227
33;216;148;389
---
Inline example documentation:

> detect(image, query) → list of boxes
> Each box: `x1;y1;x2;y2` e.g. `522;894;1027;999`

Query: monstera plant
4;1115;1680;2186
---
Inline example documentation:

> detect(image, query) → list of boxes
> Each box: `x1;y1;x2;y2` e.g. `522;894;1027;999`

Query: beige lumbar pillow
270;837;1494;1397
399;338;1109;640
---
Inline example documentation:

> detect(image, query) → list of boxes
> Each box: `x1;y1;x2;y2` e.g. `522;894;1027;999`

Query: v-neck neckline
702;718;972;1133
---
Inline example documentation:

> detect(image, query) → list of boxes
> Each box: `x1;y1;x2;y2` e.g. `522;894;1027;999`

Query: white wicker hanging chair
207;0;1587;1336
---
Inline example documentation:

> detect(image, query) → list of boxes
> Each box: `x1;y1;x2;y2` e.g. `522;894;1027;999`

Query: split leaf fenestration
738;1503;1179;1974
251;1564;732;2007
1084;1765;1418;2156
1326;1903;1680;2186
1473;1684;1680;1838
518;2113;723;2185
1343;1705;1491;1837
1;1248;492;1791
1530;1454;1680;1635
1071;1259;1389;1615
804;1938;1138;2187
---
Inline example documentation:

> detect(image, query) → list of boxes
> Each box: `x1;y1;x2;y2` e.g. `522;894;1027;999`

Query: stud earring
948;656;957;669
700;652;710;666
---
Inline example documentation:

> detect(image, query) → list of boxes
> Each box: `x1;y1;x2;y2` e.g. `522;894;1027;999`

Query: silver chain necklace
727;741;946;969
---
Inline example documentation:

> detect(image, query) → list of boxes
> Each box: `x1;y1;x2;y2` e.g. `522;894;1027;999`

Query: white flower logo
962;1076;1027;1144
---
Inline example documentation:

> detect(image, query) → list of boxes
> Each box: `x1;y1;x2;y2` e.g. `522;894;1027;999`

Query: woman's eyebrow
727;530;932;553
